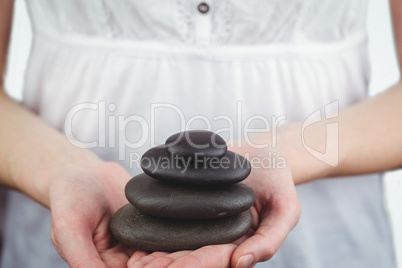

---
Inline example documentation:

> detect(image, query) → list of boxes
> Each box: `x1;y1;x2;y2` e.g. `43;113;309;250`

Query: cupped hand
127;145;301;268
46;160;133;268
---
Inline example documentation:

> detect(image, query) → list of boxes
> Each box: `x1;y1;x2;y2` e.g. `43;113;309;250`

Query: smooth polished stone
110;204;252;251
165;130;227;159
125;174;255;219
141;145;251;185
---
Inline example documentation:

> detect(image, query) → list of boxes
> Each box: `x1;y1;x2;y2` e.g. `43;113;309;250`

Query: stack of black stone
111;130;255;251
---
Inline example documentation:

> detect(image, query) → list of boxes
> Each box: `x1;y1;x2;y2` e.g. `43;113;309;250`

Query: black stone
125;174;255;219
141;145;251;185
110;204;252;252
165;130;227;159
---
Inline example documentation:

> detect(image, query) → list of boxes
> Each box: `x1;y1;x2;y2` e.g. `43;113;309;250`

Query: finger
51;215;107;268
125;247;137;257
231;195;301;268
128;251;169;268
168;243;237;268
98;243;131;268
128;250;149;266
143;251;191;268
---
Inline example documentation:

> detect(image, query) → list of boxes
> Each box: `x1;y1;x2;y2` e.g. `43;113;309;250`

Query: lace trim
176;0;195;44
96;0;117;39
212;0;231;44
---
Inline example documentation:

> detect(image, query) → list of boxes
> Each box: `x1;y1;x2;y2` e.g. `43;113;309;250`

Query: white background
4;0;402;267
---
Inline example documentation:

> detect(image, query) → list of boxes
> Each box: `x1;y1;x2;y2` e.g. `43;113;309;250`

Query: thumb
50;215;107;268
231;196;301;267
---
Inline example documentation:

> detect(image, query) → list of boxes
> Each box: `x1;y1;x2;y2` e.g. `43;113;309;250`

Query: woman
0;0;400;267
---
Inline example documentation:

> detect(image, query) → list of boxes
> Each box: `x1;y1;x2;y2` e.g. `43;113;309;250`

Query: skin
0;0;402;267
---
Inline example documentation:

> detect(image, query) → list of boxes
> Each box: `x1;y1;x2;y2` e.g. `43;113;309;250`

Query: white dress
0;0;396;267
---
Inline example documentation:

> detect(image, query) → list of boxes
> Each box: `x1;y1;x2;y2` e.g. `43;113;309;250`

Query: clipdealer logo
64;100;339;168
301;100;339;167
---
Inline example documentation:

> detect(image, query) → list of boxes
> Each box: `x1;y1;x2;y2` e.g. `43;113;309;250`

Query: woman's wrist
12;143;103;208
277;123;330;184
0;91;108;207
242;123;337;185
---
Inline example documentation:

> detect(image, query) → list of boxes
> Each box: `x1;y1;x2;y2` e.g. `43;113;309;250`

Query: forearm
333;83;402;175
0;90;101;207
275;82;402;184
0;0;13;86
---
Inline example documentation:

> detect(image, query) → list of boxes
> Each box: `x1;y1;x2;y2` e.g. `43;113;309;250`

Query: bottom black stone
110;204;252;252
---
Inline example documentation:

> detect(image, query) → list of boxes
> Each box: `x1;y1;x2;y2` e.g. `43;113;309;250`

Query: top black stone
165;130;227;159
141;145;251;185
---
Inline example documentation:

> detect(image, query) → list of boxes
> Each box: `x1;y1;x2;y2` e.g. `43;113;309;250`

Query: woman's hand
46;160;133;268
0;91;139;267
127;144;301;268
231;150;301;267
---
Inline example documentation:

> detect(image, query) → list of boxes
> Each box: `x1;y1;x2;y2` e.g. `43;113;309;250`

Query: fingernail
127;258;134;267
236;254;254;268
